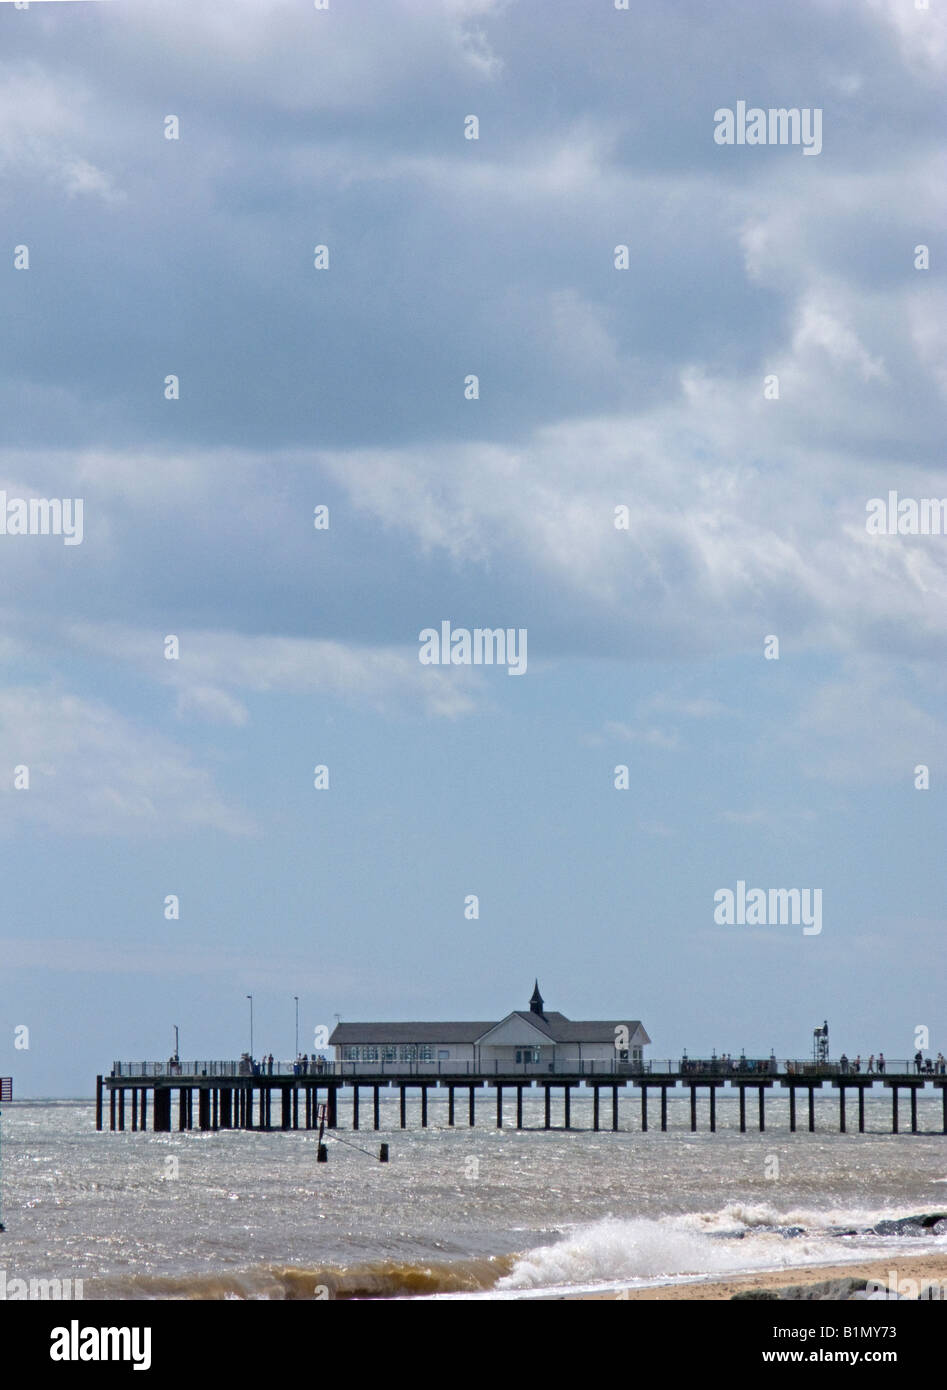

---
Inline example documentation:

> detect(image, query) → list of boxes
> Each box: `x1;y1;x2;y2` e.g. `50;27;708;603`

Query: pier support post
496;1085;502;1129
352;1086;359;1131
292;1087;298;1130
516;1086;523;1130
154;1087;171;1133
858;1086;865;1133
910;1087;917;1134
942;1087;947;1135
281;1085;291;1131
892;1087;898;1134
564;1085;570;1130
593;1087;600;1132
199;1088;210;1131
807;1087;815;1133
641;1086;647;1133
117;1089;124;1132
544;1087;551;1129
448;1086;455;1127
661;1087;667;1132
612;1085;618;1132
400;1086;407;1129
304;1087;311;1129
788;1087;795;1132
709;1086;716;1133
690;1086;697;1133
245;1086;253;1129
469;1085;475;1128
131;1088;138;1132
421;1086;427;1129
96;1076;104;1131
142;1088;148;1132
373;1086;380;1131
739;1086;746;1133
758;1086;765;1132
178;1088;186;1131
327;1087;337;1130
839;1086;846;1133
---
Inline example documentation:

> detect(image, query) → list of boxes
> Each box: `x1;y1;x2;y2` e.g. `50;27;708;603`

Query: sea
1;1093;945;1300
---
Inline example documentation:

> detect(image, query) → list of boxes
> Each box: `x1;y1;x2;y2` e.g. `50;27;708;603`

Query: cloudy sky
1;0;945;1096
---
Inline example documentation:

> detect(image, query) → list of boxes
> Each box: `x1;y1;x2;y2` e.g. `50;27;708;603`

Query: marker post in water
0;1077;12;1232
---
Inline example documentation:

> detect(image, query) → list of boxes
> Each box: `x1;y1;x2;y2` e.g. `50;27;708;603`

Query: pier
97;1059;947;1136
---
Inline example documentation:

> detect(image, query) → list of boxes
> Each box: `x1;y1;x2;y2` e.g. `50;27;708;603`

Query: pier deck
96;1062;947;1136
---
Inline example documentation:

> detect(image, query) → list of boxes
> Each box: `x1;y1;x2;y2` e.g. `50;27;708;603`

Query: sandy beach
579;1254;947;1300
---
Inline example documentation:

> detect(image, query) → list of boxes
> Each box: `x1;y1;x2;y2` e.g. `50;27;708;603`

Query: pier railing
109;1056;945;1081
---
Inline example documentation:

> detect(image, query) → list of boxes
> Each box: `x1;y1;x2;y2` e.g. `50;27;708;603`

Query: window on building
400;1044;417;1062
342;1046;358;1061
438;1049;449;1060
418;1045;434;1062
382;1046;397;1063
363;1046;378;1062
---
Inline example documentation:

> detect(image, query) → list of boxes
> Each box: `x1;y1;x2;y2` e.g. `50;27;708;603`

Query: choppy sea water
1;1095;945;1299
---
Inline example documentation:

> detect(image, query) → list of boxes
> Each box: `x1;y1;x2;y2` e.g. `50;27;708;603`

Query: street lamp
294;996;299;1059
246;995;254;1060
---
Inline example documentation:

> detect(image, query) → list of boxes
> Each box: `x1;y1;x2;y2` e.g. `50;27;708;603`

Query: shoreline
569;1253;947;1301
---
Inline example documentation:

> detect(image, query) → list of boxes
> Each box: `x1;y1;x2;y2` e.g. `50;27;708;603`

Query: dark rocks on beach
733;1277;871;1301
871;1213;947;1238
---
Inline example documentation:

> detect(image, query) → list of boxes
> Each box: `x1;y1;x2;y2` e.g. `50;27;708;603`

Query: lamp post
294;996;299;1059
247;995;254;1060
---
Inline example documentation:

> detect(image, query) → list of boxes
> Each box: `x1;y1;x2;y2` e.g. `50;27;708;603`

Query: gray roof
329;1014;649;1046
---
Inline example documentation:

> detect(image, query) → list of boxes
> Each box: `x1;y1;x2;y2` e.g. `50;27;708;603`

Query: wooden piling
469;1085;475;1127
593;1087;600;1131
564;1085;570;1130
448;1085;455;1127
352;1085;359;1131
739;1086;747;1133
641;1086;648;1133
516;1086;523;1130
758;1086;765;1133
689;1086;697;1132
400;1085;406;1129
709;1085;716;1133
373;1086;380;1131
612;1085;618;1132
421;1086;427;1128
544;1086;551;1129
788;1087;795;1132
96;1075;104;1131
660;1086;667;1132
118;1089;125;1132
496;1084;502;1129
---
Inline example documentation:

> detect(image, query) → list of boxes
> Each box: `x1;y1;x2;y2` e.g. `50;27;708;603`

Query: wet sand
576;1253;947;1300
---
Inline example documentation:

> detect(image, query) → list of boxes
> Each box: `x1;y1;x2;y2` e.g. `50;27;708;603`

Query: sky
0;0;945;1096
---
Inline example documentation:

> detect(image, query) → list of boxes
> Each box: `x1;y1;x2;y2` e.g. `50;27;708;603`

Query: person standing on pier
877;1053;885;1074
914;1050;923;1074
867;1054;875;1074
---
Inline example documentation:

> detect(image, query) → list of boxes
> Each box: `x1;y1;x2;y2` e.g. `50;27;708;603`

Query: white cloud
0;687;255;837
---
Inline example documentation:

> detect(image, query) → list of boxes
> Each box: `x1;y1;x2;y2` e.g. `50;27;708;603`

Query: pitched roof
329;1015;650;1046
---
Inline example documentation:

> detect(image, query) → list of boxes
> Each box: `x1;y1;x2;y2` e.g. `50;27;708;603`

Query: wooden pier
96;1068;947;1136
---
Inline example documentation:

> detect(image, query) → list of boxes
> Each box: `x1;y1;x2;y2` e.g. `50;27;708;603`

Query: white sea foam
498;1209;946;1292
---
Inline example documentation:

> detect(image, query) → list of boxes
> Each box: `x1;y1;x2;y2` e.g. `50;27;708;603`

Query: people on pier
914;1050;924;1074
867;1054;875;1074
877;1053;885;1074
938;1052;946;1074
853;1055;861;1073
